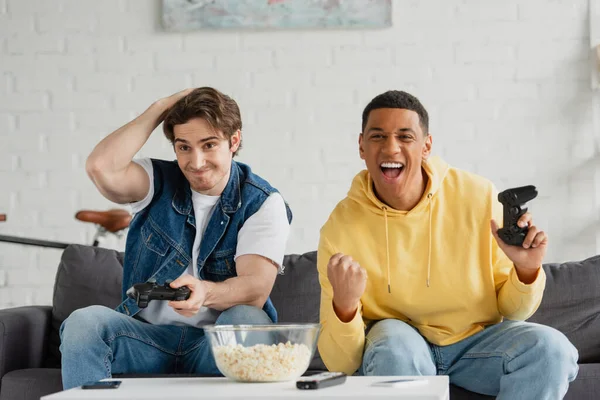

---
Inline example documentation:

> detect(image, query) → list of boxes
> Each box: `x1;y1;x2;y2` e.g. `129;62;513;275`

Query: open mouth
380;162;404;179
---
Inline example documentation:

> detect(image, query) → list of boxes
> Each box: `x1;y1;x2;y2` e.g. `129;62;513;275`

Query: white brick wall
0;0;597;308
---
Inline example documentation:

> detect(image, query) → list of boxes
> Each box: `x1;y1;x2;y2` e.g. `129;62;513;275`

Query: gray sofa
0;244;599;400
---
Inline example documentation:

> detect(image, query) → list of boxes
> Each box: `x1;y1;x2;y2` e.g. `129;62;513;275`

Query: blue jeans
59;304;271;390
359;319;578;400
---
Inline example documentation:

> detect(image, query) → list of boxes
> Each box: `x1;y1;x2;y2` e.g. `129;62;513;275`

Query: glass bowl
203;323;320;382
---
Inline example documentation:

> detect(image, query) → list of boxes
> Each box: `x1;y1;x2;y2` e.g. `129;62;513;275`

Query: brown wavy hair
163;87;242;156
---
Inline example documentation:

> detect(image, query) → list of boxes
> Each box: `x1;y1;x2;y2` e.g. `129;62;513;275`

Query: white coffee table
42;376;449;400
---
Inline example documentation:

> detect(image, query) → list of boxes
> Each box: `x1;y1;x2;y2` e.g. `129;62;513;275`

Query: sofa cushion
273;251;325;370
47;246;327;371
529;255;600;363
564;363;600;400
0;368;62;400
449;385;493;400
274;252;320;324
447;364;600;400
46;245;123;368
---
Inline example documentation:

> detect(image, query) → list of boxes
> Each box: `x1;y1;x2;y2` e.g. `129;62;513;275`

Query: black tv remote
296;372;347;390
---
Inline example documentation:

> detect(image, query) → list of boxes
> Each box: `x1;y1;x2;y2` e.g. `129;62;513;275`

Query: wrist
332;297;359;323
145;100;171;125
514;264;540;284
151;97;173;112
200;280;215;307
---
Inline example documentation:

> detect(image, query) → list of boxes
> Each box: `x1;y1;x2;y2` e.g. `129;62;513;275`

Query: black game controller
497;185;538;246
126;279;191;308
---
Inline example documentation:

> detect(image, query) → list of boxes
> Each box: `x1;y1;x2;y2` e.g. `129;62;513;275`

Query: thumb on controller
169;275;195;290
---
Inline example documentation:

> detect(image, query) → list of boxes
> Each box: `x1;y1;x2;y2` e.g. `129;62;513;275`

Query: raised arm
86;89;192;204
490;187;546;320
317;236;368;375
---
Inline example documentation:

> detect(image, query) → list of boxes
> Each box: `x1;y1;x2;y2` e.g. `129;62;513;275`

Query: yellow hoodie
317;156;546;375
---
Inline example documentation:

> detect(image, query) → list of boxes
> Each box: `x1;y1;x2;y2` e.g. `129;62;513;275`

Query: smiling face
359;108;432;211
173;117;240;196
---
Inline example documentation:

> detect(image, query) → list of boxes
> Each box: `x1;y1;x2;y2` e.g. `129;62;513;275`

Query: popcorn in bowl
204;323;320;382
213;341;312;382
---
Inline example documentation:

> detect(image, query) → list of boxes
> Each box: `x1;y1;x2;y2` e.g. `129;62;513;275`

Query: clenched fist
327;253;367;322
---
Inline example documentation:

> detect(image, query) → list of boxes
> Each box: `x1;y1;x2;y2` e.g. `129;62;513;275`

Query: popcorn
212;341;312;382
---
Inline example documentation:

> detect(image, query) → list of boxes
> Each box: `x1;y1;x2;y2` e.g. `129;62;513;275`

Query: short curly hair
362;90;429;135
163;87;242;156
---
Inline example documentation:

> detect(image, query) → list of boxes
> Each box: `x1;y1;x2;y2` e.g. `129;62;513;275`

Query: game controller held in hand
126;279;191;308
497;185;538;246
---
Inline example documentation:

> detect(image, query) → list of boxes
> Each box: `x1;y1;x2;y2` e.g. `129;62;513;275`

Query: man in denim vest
60;88;292;389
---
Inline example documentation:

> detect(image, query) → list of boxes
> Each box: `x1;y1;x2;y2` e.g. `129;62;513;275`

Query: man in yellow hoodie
317;90;578;399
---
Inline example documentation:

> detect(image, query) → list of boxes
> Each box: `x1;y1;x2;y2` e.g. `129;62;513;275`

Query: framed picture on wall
162;0;392;31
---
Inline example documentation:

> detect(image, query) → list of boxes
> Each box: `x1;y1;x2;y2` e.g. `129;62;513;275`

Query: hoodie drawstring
426;193;433;288
383;194;433;292
383;206;391;293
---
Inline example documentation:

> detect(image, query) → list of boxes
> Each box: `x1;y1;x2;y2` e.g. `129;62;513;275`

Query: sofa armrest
0;306;52;378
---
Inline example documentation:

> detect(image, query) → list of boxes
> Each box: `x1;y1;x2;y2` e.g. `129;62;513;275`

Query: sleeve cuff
327;300;364;335
509;266;546;294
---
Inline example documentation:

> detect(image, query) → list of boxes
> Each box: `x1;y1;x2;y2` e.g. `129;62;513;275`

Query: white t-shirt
130;158;290;327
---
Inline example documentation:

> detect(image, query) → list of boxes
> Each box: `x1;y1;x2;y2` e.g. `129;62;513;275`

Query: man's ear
422;134;432;160
359;133;365;160
230;130;241;153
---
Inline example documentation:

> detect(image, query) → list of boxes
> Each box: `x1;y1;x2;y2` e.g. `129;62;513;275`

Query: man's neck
376;169;428;211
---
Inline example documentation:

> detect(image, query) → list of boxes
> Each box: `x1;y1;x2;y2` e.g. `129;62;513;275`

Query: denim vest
114;159;292;323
